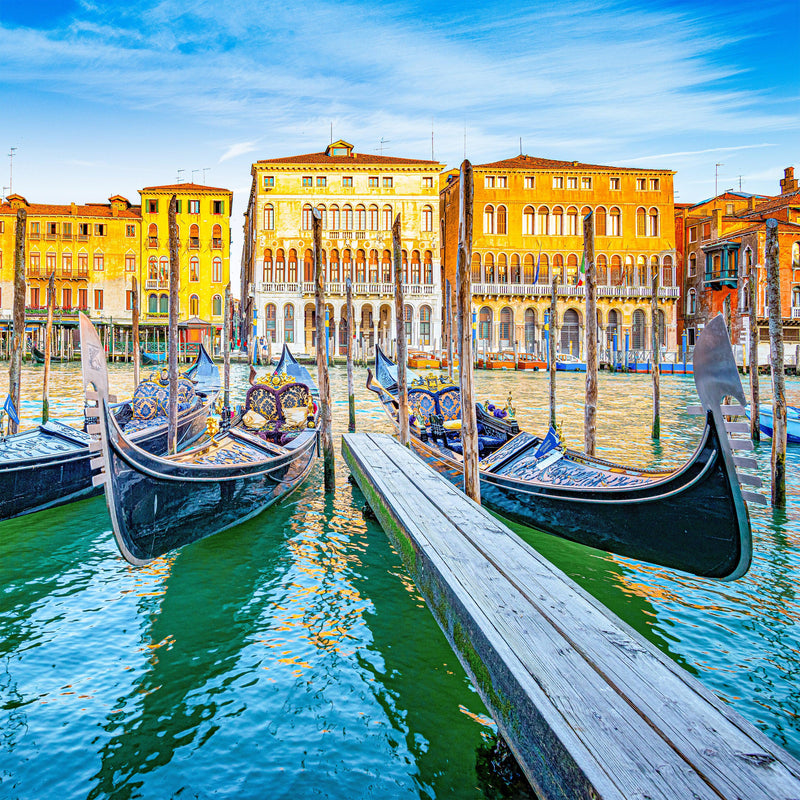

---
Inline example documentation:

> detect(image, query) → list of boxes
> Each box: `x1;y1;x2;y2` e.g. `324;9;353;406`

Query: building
675;167;800;354
440;155;679;359
241;140;445;357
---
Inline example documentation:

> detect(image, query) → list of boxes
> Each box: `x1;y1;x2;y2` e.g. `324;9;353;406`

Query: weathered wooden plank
343;432;800;800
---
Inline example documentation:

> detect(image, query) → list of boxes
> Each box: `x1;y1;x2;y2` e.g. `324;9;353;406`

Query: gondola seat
123;377;196;434
428;414;505;458
407;384;462;429
243;382;312;444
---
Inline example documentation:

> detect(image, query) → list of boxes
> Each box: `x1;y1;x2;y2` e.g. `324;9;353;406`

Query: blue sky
0;0;797;287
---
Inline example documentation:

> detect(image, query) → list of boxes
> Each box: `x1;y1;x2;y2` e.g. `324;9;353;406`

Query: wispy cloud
617;144;777;164
219;141;259;163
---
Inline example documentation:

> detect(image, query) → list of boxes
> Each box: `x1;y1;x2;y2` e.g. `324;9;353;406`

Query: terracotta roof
0;201;141;218
737;188;800;217
473;154;673;173
139;182;232;193
255;151;442;167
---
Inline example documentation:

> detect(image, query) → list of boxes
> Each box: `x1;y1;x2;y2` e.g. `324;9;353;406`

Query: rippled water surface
1;360;799;798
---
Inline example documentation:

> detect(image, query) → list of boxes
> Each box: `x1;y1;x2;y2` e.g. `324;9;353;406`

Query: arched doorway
632;309;647;350
560;309;580;356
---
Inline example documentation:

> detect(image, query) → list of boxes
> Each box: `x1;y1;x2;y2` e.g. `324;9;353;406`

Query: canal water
1;360;799;799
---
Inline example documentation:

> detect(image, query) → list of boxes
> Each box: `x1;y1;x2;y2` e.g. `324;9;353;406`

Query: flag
533;426;560;459
533;249;541;285
576;253;586;287
3;395;19;425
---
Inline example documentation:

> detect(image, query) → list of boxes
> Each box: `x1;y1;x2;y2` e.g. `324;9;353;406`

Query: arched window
497;205;507;235
189;295;199;316
636;207;646;237
648;207;659;237
265;303;277;342
212;257;222;283
189;224;199;249
343;205;353;231
471;253;481;283
650;255;660;286
190;256;199;282
632;309;646;349
330;249;340;283
276;248;286;282
368;249;379;283
263;204;274;230
423;251;433;284
422;205;433;232
595;207;606;236
330;205;340;230
553;253;564;281
499;307;513;343
212;294;222;316
212;223;222;248
159;256;169;280
539;253;550;283
316;204;327;230
656;309;666;347
523;253;535;284
484;205;495;235
148;293;157;313
484;252;495;283
510;253;521;284
607;309;620;348
382;205;393;231
404;304;412;340
688;288;697;315
497;253;508;284
368;205;379;231
624;254;634;285
303;249;314;283
524;308;536;352
148;256;158;280
610;255;622;285
479;307;492;341
636;255;647;286
561;309;580;354
356;204;366;230
536;206;549;236
356;249;367;283
596;254;608;285
284;304;295;343
302;204;313;230
523;206;535;236
550;206;564;236
381;249;391;283
663;255;674;286
609;207;621;236
263;248;273;282
792;241;800;269
566;207;579;236
159;293;169;314
566;253;579;284
419;305;431;345
288;249;298;283
688;252;697;277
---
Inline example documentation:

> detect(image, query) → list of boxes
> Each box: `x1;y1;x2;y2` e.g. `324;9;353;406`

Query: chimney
780;166;797;195
71;202;78;215
712;207;722;235
748;196;756;210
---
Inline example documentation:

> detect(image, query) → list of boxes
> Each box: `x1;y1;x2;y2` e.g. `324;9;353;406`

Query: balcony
29;231;40;240
147;237;159;249
704;269;737;290
145;279;169;290
256;281;436;298
189;238;199;249
77;233;89;242
212;238;222;249
792;307;800;319
471;283;681;299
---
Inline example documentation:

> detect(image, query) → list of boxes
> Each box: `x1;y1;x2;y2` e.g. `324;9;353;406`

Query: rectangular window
650;178;660;191
702;222;711;240
552;176;564;189
78;253;88;274
422;177;433;188
0;221;4;233
524;176;535;189
125;254;136;272
94;224;106;236
369;176;379;187
62;222;72;238
147;199;158;213
302;176;313;187
126;290;133;311
175;199;182;213
78;223;89;237
77;288;86;309
687;328;696;347
94;289;103;310
609;177;620;190
381;177;392;188
93;253;104;271
485;176;495;188
343;176;354;187
581;177;592;189
689;226;697;243
46;252;56;271
30;221;40;238
636;178;646;190
62;287;72;309
47;222;58;237
316;177;326;187
125;224;136;237
497;176;507;188
567;177;578;189
212;200;224;214
30;251;40;271
188;200;200;214
30;287;40;307
263;175;275;188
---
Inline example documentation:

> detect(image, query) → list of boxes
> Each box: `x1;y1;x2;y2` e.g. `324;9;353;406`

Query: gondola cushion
408;389;437;425
131;381;164;421
243;382;312;441
437;388;462;421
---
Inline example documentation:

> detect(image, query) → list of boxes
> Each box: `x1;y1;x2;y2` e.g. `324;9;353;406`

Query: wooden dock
342;432;800;800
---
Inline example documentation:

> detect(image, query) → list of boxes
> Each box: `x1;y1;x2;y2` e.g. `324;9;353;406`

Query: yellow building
138;183;232;330
241;140;445;356
0;193;140;342
440;155;679;359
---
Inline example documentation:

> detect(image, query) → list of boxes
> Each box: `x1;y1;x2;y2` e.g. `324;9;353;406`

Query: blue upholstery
438;388;462;421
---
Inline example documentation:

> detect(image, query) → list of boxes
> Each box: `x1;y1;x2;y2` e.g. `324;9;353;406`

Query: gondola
80;315;318;565
31;345;76;364
0;341;219;523
366;314;763;580
141;350;167;365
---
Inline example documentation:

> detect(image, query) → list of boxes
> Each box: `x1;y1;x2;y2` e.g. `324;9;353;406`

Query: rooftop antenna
191;169;199;183
1;186;8;203
739;175;743;191
463;123;467;159
176;169;185;183
376;138;390;155
715;163;724;196
431;119;434;161
330;122;333;144
202;168;210;184
520;137;523;155
9;147;16;194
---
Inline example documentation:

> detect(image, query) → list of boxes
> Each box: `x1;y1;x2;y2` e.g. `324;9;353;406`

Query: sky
0;0;797;295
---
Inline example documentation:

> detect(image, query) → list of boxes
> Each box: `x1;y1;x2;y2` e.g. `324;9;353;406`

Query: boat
0;341;219;523
80;314;318;565
31;345;77;364
407;350;441;370
517;353;546;371
486;351;516;370
272;344;318;392
745;404;800;444
555;353;586;371
141;350;167;365
366;314;762;580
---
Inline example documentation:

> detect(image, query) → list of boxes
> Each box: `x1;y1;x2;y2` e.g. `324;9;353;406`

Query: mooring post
313;209;335;491
765;218;785;506
456;160;480;503
222;284;231;430
651;258;661;439
393;213;410;446
131;276;140;388
583;211;597;454
549;271;558;430
167;195;179;454
748;264;760;441
346;277;356;432
446;279;454;380
41;271;55;423
8;208;26;435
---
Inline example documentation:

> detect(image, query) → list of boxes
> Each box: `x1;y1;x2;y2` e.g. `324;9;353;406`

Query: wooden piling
131;276;140;387
583;210;597;455
41;272;55;423
651;259;661;440
549;272;558;429
765;218;785;506
346;277;356;432
8;208;26;434
446;279;454;380
393;213;410;446
313;209;335;491
456;160;480;503
222;284;231;429
167;195;179;454
748;264;759;442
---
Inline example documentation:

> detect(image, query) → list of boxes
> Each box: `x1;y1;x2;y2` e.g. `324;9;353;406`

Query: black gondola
31;345;76;363
80;314;318;565
366;314;763;581
0;342;219;523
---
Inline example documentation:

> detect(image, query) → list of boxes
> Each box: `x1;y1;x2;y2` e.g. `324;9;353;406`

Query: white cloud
219;141;260;163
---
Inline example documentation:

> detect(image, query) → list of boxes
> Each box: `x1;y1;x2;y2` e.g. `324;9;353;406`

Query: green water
1;362;799;798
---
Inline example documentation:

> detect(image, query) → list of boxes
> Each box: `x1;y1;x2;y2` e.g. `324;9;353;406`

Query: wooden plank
343;432;800;800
